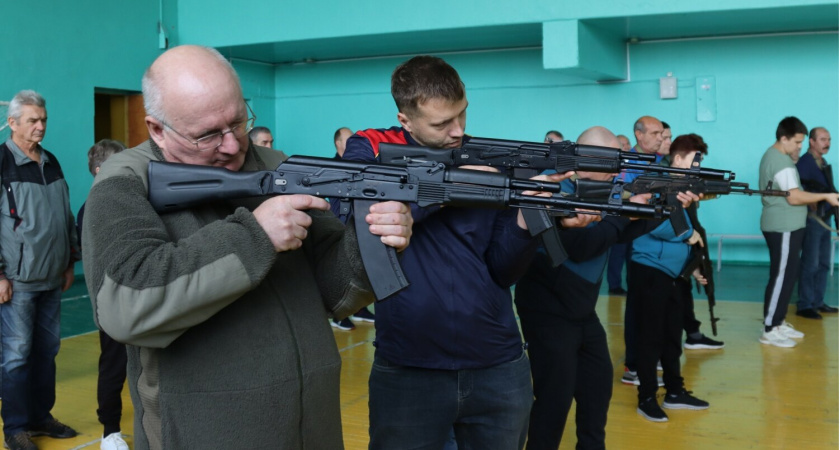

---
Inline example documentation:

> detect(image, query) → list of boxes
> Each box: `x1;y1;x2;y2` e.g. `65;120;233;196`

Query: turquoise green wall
0;1;162;217
274;32;838;263
232;60;276;133
1;0;837;267
0;2;276;268
0;1;165;274
177;0;831;47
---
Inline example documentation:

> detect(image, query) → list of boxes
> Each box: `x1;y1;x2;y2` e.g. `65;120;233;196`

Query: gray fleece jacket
82;140;374;450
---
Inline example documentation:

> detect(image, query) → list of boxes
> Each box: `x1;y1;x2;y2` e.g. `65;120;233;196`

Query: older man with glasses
81;45;413;450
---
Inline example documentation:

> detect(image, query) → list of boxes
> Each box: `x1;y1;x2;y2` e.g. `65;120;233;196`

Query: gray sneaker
621;369;664;387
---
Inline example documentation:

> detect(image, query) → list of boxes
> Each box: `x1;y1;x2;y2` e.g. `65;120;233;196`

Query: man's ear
397;112;411;133
146;116;166;147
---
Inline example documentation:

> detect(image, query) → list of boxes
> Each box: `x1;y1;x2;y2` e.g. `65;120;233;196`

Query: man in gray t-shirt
758;116;839;348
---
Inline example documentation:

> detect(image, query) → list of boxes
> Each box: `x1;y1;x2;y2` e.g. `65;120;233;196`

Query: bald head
143;45;242;123
633;116;664;154
577;126;620;148
576;126;620;181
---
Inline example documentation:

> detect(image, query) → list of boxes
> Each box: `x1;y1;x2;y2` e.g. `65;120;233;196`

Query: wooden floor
6;269;839;450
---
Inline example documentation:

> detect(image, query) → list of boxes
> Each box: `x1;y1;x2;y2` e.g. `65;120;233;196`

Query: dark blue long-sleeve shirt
340;127;538;369
796;152;836;218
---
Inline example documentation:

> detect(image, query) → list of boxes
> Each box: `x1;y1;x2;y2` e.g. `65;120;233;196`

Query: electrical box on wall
696;76;717;122
659;73;677;99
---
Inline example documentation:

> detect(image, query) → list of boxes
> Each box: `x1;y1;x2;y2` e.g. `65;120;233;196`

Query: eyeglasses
160;102;256;152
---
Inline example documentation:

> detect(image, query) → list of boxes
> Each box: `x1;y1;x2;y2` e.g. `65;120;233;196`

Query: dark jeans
628;262;686;401
521;314;612;450
1;288;62;435
368;352;533;450
97;329;128;435
763;229;805;330
798;217;832;311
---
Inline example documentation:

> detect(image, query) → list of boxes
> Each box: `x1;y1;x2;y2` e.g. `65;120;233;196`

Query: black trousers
521;314;612;450
97;329;127;435
762;229;805;330
625;278;702;372
628;261;687;401
682;292;702;336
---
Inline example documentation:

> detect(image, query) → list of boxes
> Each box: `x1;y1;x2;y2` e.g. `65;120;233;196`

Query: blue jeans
1;288;62;435
368;352;533;450
798;216;832;311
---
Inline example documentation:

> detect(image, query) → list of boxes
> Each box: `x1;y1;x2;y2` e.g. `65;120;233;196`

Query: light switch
659;75;677;99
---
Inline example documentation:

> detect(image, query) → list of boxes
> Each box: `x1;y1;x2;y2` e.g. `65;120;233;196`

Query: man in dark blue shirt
795;127;838;318
340;55;583;450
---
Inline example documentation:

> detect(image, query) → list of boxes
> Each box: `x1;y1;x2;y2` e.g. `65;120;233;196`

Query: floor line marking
338;340;371;353
67;438;100;450
62;330;98;340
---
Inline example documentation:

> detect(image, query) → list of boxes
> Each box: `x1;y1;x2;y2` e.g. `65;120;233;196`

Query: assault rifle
148;156;669;301
800;178;839;231
679;204;720;336
378;137;736;181
378;138;735;265
574;173;790;235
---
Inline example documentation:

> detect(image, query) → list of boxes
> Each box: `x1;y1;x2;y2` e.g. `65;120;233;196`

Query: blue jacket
630;208;693;279
616;146;663;184
341;127;537;370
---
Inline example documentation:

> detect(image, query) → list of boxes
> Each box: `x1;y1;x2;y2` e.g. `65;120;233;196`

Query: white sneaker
779;321;804;339
101;432;130;450
759;327;797;348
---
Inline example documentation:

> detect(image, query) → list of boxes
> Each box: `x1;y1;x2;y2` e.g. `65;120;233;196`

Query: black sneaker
637;397;668;422
3;432;36;450
796;308;823;320
662;389;709;410
28;417;78;439
684;335;725;350
817;304;839;313
608;287;627;296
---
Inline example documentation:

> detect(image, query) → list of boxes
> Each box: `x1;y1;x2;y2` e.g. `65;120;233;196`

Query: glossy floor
6;264;839;449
